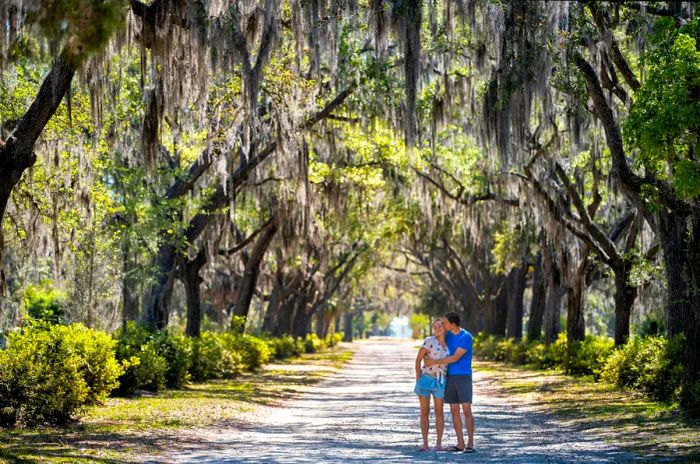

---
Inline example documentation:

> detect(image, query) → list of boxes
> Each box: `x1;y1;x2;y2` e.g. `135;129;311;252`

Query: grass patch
0;346;354;463
476;360;700;460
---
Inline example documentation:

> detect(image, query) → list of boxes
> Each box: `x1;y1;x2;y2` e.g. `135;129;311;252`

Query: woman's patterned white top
421;336;450;381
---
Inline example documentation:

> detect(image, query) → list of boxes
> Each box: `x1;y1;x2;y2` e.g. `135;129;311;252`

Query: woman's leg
418;394;431;448
433;396;445;447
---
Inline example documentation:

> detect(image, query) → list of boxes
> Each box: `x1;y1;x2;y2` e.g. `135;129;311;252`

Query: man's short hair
444;312;461;327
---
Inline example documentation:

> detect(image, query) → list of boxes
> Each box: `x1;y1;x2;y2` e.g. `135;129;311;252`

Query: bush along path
0;321;349;463
169;339;643;464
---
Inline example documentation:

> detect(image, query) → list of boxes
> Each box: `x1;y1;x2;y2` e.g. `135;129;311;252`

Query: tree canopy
1;0;699;411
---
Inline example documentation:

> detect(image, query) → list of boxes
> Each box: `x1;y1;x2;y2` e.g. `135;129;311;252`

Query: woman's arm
415;347;427;380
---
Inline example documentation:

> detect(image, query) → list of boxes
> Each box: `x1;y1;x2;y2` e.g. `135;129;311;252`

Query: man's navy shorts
444;374;472;404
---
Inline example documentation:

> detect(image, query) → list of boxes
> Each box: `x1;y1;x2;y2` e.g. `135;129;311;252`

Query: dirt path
169;339;638;463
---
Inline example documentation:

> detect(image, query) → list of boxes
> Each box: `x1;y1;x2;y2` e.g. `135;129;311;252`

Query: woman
414;317;450;451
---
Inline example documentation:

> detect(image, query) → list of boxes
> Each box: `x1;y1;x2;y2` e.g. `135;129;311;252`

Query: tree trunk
315;310;325;337
343;312;354;342
659;210;700;404
527;254;546;340
291;296;311;337
491;283;508;337
122;247;140;327
145;243;177;329
565;273;586;344
460;284;479;332
275;296;297;336
565;247;588;344
0;48;79;222
262;280;283;333
543;247;564;345
232;223;277;321
613;262;637;346
506;264;527;339
183;250;207;337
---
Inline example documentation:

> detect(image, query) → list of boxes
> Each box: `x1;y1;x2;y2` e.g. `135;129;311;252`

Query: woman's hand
424;358;436;367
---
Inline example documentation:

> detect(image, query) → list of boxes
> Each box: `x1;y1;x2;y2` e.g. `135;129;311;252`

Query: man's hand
426;348;467;367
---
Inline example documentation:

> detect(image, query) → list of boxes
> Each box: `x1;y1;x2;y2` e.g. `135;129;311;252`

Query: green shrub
601;335;685;402
189;332;273;381
565;335;615;378
473;334;500;360
304;333;326;353
637;314;665;336
0;323;122;427
547;332;569;367
476;331;690;411
189;331;225;381
266;335;304;359
233;334;271;369
114;322;167;395
524;342;554;369
151;332;192;388
218;346;245;379
230;315;246;335
476;332;614;378
325;332;343;348
634;336;684;401
23;280;66;324
474;334;531;364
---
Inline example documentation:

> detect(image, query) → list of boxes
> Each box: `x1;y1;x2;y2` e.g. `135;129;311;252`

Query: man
424;312;475;453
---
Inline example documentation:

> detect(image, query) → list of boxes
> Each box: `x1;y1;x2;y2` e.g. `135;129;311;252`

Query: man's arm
424;348;466;367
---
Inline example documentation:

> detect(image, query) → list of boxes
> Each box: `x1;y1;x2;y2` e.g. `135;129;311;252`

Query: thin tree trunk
291;296;311;337
565;274;586;344
506;263;527;339
527;253;546;340
262;281;283;333
563;247;588;344
492;283;508;337
232;222;277;321
543;246;564;345
613;263;637;346
315;310;325;337
183;250;207;337
145;244;176;329
275;297;297;336
122;245;139;326
343;312;354;342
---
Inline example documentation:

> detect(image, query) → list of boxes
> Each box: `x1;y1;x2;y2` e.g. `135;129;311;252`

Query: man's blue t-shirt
445;329;473;375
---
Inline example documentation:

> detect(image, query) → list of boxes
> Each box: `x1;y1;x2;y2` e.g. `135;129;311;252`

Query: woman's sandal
463;447;476;453
445;446;464;452
418;446;430;452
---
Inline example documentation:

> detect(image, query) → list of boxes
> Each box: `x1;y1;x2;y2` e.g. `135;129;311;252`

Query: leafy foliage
27;0;128;56
477;332;687;405
22;280;66;323
0;322;122;426
114;322;168;395
624;19;700;200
